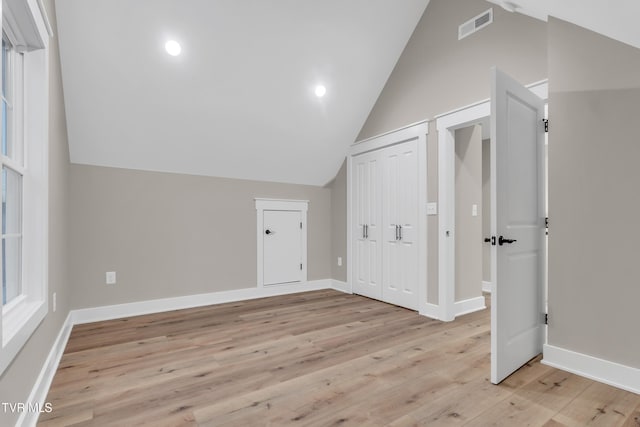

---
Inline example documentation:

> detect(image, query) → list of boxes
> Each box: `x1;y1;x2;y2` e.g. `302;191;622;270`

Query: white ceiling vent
458;8;493;40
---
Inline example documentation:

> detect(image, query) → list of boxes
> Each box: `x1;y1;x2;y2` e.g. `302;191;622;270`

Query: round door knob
265;229;273;235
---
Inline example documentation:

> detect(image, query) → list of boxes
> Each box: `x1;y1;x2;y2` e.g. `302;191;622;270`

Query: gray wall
0;0;71;425
482;139;491;283
328;160;347;282
454;126;483;301
69;165;332;309
355;0;547;304
548;18;640;368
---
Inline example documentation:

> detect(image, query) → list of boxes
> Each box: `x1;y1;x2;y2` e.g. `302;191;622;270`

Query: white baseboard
542;344;640;395
330;279;351;294
72;279;333;325
18;312;74;427
453;296;486;317
420;302;441;320
482;281;492;293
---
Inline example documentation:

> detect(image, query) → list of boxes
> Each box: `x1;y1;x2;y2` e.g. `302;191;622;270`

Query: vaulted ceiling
55;0;431;186
56;0;640;186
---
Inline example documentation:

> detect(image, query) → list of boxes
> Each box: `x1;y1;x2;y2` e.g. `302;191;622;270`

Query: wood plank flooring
39;290;640;426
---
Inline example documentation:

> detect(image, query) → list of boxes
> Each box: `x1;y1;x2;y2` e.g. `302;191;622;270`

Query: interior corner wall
0;0;72;424
69;165;332;310
354;0;547;304
547;18;640;368
329;159;347;283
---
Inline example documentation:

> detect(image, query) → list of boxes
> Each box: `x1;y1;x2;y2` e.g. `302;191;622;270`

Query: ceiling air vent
458;8;493;40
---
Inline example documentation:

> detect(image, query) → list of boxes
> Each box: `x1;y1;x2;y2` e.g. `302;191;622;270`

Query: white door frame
255;198;308;287
347;120;429;314
435;80;548;321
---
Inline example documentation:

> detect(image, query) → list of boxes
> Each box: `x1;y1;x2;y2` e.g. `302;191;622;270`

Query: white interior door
263;210;303;285
490;68;546;384
352;151;382;300
382;141;419;310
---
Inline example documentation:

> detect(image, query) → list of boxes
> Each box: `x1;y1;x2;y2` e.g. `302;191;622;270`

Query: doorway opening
435;82;548;322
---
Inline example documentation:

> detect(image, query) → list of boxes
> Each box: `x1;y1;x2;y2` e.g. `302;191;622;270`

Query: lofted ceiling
55;0;430;186
487;0;640;49
56;0;640;187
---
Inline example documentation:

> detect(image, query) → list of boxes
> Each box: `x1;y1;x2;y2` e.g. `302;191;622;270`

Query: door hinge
544;313;548;325
300;222;302;229
300;263;303;270
545;217;549;236
543;119;549;133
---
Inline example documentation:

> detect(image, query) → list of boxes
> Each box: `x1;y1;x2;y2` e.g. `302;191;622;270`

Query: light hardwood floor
39;290;640;426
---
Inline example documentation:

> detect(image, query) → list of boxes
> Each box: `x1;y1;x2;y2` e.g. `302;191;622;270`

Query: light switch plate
427;202;438;215
106;271;117;285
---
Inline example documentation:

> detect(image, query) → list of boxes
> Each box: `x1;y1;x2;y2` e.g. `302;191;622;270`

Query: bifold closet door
352;151;382;300
382;141;419;310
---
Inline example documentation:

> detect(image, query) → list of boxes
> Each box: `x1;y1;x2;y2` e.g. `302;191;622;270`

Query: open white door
490;68;546;384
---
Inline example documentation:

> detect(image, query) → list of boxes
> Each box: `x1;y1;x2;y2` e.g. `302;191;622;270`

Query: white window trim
0;0;50;375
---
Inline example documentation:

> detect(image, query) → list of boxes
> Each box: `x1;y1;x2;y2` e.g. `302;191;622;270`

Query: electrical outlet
106;271;117;285
337;257;342;267
53;292;57;312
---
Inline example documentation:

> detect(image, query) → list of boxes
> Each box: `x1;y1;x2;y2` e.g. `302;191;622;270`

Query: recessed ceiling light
315;85;327;98
165;40;181;56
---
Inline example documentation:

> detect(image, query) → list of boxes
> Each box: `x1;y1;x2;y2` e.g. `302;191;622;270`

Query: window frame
2;31;25;308
0;0;51;376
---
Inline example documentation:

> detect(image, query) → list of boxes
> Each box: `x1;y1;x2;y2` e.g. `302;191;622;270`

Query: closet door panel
352;151;382;300
382;141;419;310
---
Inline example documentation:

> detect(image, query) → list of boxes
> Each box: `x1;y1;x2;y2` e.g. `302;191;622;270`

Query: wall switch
337;257;342;267
106;271;117;285
427;202;438;216
53;292;57;312
472;204;478;217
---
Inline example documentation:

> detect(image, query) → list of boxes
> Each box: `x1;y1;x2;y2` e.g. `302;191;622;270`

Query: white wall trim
351;119;429;149
350;120;429;156
72;280;332;325
434;79;548;120
482;281;492;293
542;344;640;395
453;296;487;317
17;312;73;427
330;280;351;294
255;198;308;288
420;303;441;320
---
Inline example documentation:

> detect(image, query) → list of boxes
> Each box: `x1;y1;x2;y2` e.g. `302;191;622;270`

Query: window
2;34;24;307
0;0;50;375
